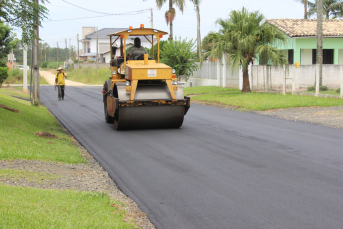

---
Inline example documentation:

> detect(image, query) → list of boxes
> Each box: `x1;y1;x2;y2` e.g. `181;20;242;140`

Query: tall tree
307;0;343;18
202;7;288;92
295;0;309;19
190;0;201;58
153;0;186;40
0;0;48;45
0;22;18;60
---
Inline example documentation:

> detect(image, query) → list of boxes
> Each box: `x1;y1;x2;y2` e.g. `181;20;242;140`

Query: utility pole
48;45;50;68
23;44;28;93
151;8;153;28
69;38;71;62
96;26;99;70
57;42;59;68
316;0;323;96
10;50;13;69
77;34;80;66
31;0;40;105
65;38;68;72
44;44;46;62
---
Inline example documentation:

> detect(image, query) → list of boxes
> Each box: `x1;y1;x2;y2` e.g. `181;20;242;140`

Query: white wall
339;50;343;65
301;49;312;65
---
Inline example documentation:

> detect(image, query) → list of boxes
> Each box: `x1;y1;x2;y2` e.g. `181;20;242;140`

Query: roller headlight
172;80;178;85
126;81;131;86
112;70;116;75
172;69;176;74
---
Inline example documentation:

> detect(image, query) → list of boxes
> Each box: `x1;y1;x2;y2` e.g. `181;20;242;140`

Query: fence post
266;65;269;91
283;64;286;95
250;64;253;91
222;54;226;88
315;64;319;96
217;58;220;87
341;65;343;99
292;64;296;95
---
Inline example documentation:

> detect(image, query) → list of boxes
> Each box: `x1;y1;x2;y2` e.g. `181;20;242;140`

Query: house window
288;49;294;64
87;48;90;53
312;49;334;64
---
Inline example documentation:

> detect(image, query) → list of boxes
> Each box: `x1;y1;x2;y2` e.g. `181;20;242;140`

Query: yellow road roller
102;25;190;129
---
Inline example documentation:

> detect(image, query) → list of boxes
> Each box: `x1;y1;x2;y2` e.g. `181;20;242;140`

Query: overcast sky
14;0;306;48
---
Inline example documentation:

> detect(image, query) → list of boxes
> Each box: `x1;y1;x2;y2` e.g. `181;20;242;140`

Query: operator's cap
57;67;63;71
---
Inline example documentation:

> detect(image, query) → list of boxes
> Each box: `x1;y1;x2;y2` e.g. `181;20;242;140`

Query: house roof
86;28;127;39
84;28;153;43
267;19;343;37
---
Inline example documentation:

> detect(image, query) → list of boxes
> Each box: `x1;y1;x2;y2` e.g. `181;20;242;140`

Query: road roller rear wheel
104;96;114;124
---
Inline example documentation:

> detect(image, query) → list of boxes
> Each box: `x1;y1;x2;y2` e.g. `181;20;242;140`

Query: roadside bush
40;61;48;68
161;37;198;81
337;88;341;93
0;66;9;88
320;86;328;91
73;59;78;64
307;86;315;91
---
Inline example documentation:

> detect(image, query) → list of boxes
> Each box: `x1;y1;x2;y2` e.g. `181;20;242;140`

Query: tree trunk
242;67;251;92
196;3;201;59
304;1;308;19
169;0;173;40
317;0;323;87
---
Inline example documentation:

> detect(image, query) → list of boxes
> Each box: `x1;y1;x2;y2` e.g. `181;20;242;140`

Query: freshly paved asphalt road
41;85;343;229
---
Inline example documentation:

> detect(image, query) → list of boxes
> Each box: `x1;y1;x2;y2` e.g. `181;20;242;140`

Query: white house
80;27;155;63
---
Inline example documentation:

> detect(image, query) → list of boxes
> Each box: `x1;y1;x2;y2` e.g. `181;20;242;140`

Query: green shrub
161;37;198;80
307;86;315;91
320;86;328;91
337;88;341;93
0;66;9;88
40;61;48;68
73;59;79;64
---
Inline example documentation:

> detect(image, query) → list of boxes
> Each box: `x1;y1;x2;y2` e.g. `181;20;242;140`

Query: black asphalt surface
41;85;343;229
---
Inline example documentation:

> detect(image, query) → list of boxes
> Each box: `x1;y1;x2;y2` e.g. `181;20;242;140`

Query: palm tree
307;0;343;18
295;0;309;19
190;0;201;58
202;7;288;92
154;0;186;40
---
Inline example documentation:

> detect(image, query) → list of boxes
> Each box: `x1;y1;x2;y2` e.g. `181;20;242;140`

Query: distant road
41;85;343;229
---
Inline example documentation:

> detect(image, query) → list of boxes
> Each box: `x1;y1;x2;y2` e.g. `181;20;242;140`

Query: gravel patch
253;106;343;129
0;136;154;229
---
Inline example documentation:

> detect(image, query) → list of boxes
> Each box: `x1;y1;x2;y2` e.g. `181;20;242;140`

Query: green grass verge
0;88;86;163
3;69;48;85
184;86;240;96
0;184;134;228
0;169;61;183
66;67;111;84
191;88;343;111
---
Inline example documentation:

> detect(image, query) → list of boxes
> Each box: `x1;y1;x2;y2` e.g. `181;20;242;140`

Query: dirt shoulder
40;70;89;86
191;100;343;130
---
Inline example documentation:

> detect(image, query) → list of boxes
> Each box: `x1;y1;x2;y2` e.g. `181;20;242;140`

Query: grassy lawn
0;184;134;228
189;86;343;111
184;86;240;96
3;69;48;85
0;89;86;163
67;67;111;84
0;87;138;228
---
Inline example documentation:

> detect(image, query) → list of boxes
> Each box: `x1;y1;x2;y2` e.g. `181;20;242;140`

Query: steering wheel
130;54;145;60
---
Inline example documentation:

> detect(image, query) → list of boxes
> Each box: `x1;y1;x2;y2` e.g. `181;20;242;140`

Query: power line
61;0;113;15
44;8;151;22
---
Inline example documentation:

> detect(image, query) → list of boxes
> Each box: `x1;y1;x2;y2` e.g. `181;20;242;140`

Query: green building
257;19;343;65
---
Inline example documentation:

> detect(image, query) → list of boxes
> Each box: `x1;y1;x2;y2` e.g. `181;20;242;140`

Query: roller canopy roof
107;28;168;37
